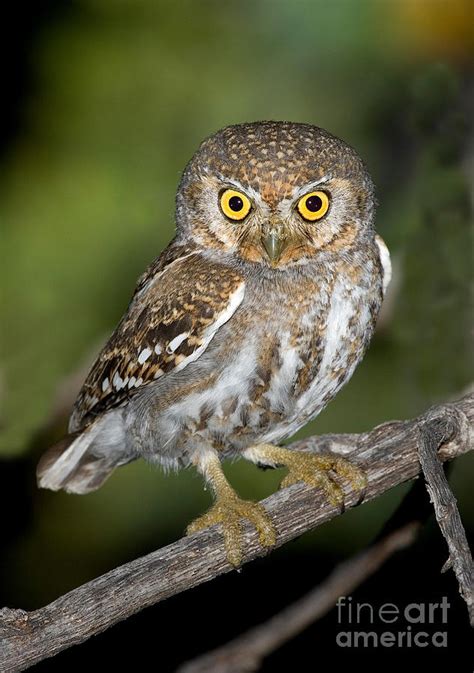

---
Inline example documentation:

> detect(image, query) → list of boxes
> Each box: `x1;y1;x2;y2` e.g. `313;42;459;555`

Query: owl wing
375;234;392;297
69;244;245;431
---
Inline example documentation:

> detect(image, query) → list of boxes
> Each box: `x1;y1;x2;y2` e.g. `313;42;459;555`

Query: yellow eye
297;191;330;221
220;189;252;221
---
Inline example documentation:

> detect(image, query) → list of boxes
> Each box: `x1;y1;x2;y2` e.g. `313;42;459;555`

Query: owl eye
297;191;330;222
220;189;252;221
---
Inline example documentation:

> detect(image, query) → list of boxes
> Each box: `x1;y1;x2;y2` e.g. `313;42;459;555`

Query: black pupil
306;194;323;212
228;195;243;211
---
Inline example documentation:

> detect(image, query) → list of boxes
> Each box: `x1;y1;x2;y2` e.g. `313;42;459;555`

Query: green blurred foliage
0;0;472;605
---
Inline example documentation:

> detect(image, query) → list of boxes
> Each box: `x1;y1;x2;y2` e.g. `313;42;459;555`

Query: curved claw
278;451;366;511
332;456;368;495
281;467;345;508
187;496;276;567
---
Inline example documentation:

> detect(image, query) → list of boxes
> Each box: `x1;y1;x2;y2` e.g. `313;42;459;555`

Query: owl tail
37;422;118;495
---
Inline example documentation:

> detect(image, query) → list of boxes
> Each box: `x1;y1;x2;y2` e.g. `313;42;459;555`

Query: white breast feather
264;331;302;411
162;341;258;447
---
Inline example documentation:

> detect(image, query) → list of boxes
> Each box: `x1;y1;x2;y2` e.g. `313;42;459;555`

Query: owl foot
244;444;367;510
280;452;367;508
187;494;276;567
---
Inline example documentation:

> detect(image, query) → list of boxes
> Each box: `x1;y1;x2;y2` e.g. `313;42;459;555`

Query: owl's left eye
220;189;252;221
297;190;330;222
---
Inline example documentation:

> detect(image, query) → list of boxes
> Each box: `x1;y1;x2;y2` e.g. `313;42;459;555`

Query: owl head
176;121;375;268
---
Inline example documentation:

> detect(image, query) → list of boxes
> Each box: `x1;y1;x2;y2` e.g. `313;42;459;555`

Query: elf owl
38;121;391;566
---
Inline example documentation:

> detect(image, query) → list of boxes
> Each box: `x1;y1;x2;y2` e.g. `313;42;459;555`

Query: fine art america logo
336;596;449;648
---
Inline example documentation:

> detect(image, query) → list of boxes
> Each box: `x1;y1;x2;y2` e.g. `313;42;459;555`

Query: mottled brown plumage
70;252;244;430
37;121;391;566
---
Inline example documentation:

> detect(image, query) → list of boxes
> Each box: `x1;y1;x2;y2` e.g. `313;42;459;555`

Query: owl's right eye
220;189;252;221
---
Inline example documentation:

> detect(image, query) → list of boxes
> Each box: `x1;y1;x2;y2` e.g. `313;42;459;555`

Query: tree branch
177;457;436;672
1;393;473;672
177;521;420;673
417;407;474;624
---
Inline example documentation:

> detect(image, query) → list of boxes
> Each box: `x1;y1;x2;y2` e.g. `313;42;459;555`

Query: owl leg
186;451;276;567
243;444;367;509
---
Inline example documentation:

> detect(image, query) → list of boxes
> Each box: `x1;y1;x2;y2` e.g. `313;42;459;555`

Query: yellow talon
190;444;366;567
187;493;276;567
244;444;367;511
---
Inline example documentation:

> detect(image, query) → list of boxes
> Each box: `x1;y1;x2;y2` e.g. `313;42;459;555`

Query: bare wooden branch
177;522;420;673
178;455;436;673
417;407;474;625
0;393;472;672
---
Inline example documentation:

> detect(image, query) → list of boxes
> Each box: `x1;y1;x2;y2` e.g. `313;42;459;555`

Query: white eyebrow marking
215;175;262;205
217;172;332;210
293;174;332;199
216;175;247;192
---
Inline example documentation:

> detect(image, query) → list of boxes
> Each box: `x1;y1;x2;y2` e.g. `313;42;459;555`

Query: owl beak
262;230;288;265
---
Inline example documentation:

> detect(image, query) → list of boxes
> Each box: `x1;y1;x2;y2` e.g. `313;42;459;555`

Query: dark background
0;1;472;670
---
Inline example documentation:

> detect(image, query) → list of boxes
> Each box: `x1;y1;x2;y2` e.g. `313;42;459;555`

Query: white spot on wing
113;371;125;390
102;377;110;392
166;332;190;354
172;281;245;374
138;347;152;364
99;282;245;408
